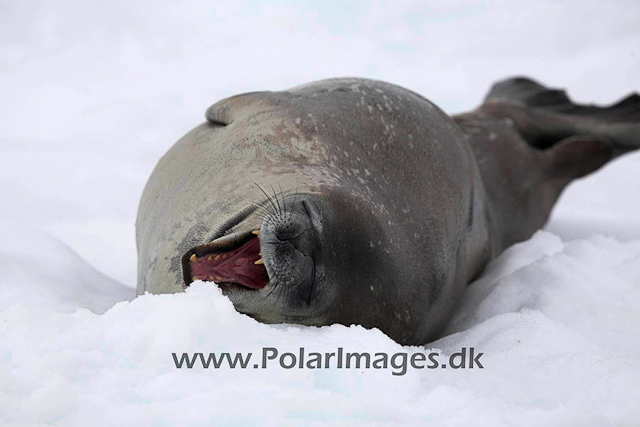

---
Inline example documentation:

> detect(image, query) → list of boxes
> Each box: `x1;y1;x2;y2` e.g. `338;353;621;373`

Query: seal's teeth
252;230;260;236
193;275;200;281
215;276;222;281
214;255;221;260
189;254;197;262
255;258;264;265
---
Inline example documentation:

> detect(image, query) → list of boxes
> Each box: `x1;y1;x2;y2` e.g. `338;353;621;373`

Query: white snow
1;1;639;425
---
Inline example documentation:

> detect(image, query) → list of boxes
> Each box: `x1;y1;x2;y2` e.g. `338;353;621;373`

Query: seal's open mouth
181;230;268;290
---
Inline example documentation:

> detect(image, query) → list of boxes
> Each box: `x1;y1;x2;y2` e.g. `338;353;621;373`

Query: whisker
253;180;279;216
269;183;282;217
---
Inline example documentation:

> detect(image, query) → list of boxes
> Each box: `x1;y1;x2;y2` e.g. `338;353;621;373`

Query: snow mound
1;229;638;425
0;224;133;314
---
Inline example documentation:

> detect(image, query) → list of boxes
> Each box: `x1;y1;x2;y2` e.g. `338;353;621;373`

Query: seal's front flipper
544;135;614;182
484;77;640;154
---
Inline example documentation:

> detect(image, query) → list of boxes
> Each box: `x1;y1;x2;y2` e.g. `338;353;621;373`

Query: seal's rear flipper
485;77;574;108
545;136;614;182
484;77;640;153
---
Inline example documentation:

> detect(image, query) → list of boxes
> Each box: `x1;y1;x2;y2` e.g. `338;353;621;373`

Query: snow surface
1;1;639;425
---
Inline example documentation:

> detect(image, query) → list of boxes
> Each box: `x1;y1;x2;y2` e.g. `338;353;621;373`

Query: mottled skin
136;77;638;345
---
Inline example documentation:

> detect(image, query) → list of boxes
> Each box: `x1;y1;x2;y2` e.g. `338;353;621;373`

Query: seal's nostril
301;200;312;218
274;221;303;241
300;199;322;224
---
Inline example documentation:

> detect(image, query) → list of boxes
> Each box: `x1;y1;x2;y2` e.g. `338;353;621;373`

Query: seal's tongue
189;237;268;289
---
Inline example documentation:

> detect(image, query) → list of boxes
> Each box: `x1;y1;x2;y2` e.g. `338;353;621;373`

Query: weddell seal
136;77;639;345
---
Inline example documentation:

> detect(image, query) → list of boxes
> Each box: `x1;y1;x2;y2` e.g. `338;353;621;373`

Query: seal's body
136;77;639;345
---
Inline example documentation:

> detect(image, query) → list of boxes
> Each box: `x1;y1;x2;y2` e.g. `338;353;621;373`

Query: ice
1;0;639;424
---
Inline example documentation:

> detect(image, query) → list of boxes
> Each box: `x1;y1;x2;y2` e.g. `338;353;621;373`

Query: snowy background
1;0;639;425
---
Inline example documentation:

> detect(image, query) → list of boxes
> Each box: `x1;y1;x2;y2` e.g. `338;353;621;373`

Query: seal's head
181;189;403;337
139;78;476;345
